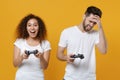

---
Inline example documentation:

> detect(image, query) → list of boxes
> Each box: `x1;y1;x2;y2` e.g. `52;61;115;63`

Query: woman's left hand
34;52;44;58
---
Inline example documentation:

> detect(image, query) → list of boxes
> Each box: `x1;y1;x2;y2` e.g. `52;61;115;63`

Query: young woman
13;14;51;80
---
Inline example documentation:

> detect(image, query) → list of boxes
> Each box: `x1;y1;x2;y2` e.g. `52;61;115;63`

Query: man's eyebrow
92;17;97;19
89;20;96;24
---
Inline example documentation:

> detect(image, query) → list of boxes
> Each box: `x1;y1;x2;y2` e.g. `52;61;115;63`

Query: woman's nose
30;25;35;29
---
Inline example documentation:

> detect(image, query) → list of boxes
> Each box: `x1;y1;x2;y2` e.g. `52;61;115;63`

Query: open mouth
86;26;90;30
30;30;36;33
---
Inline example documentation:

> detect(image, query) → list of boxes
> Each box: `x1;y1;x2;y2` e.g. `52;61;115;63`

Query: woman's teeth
30;31;35;33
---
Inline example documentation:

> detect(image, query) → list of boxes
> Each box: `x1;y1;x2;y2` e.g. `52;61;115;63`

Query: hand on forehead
88;14;100;23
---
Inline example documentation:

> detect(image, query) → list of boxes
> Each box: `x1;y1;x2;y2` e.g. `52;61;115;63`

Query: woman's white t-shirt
14;39;51;80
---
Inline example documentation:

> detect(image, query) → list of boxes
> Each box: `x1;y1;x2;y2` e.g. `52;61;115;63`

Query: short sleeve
95;31;99;44
14;39;23;49
58;29;68;47
42;40;51;52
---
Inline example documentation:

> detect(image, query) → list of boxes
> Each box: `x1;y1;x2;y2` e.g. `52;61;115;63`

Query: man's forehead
85;14;98;21
89;14;98;18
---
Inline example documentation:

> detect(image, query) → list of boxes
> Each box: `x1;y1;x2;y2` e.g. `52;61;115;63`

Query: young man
57;6;107;80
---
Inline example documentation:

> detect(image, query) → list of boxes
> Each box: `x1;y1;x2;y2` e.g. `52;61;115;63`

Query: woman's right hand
21;52;29;59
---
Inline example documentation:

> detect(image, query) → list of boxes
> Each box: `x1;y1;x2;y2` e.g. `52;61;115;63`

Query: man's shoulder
90;30;98;34
63;25;77;32
88;30;99;36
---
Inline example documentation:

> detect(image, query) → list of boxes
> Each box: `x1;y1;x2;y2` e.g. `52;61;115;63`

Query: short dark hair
85;6;102;18
16;14;47;43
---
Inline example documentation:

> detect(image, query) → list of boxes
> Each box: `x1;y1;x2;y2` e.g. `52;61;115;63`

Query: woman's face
27;18;39;38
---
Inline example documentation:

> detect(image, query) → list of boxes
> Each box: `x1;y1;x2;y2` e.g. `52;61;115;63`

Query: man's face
83;14;98;32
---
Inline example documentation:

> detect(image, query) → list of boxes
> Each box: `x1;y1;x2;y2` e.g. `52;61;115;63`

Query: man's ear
83;14;86;20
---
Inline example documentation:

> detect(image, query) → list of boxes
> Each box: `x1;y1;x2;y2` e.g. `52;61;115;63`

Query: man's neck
78;24;85;32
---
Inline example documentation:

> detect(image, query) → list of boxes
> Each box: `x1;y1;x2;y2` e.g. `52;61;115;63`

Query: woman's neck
26;37;40;46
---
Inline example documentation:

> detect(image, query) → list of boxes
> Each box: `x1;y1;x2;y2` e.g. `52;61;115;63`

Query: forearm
98;25;107;54
57;46;73;62
13;55;23;67
40;57;48;69
57;52;68;61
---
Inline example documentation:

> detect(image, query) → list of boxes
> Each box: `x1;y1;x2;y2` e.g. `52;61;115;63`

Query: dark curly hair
85;6;102;18
16;14;47;43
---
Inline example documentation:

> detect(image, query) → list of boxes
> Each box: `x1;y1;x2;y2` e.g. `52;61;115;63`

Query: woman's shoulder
41;40;51;50
14;38;25;44
41;40;50;44
14;38;25;48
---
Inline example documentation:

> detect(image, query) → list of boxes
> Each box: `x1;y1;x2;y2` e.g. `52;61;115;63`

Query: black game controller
71;54;84;59
25;50;38;55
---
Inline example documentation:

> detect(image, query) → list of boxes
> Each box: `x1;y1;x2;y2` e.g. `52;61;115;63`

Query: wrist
20;54;24;60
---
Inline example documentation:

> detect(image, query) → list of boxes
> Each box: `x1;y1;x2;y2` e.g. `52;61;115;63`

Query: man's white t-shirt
58;26;99;80
14;39;51;80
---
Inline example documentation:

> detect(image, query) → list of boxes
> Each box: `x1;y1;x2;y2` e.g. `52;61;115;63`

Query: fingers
89;15;101;28
91;18;100;24
35;52;43;58
22;53;29;59
23;50;43;59
66;54;75;63
94;16;102;28
35;53;40;57
94;16;101;24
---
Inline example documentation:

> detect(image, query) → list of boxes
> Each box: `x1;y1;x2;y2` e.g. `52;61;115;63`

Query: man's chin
85;28;89;31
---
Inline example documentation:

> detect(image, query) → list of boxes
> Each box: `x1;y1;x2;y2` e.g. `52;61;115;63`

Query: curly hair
85;6;102;18
16;14;47;43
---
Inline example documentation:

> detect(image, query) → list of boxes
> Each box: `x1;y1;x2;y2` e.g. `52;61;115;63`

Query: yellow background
0;0;120;80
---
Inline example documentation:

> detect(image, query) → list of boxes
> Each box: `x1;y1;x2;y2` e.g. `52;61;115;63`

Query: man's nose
90;22;94;26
